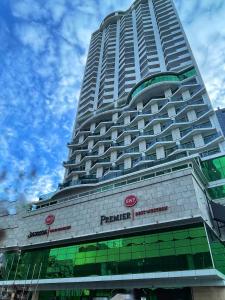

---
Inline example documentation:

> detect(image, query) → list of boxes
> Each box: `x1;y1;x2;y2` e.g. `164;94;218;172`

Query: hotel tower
1;0;225;299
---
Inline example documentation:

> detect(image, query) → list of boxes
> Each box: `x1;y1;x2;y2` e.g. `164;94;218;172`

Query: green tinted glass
206;226;225;275
131;68;196;99
201;155;225;182
2;225;212;280
208;185;225;199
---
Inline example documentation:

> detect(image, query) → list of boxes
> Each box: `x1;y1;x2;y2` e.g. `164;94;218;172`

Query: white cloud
15;23;49;53
45;0;66;23
25;166;64;203
2;0;225;206
174;0;225;108
11;0;48;21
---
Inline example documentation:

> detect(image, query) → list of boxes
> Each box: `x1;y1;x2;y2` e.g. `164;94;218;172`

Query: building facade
216;107;225;136
1;0;225;300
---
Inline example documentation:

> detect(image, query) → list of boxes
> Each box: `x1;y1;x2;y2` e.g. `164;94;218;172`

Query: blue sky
0;0;225;212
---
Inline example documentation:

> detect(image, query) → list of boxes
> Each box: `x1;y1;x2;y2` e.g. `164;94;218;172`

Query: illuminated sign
124;195;138;207
27;226;71;239
100;206;168;225
27;215;71;239
45;214;55;225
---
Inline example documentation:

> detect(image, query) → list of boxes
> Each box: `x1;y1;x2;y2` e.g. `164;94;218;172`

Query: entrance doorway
38;287;192;300
155;288;192;300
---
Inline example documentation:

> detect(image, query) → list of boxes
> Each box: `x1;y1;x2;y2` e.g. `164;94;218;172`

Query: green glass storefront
1;224;213;281
2;224;225;300
38;287;192;300
201;154;225;200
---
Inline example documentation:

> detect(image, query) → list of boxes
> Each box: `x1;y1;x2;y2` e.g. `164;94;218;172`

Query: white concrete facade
0;168;213;249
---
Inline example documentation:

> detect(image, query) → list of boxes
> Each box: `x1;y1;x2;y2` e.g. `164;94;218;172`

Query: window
3;224;212;280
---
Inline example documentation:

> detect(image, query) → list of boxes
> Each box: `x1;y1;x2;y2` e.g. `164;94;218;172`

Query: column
124;135;131;146
182;90;191;101
153;123;161;135
124;157;132;169
156;146;165;159
192;287;225;300
193;134;204;148
167;106;176;117
78;134;84;144
88;139;94;150
164;88;172;98
137;101;143;111
96;166;103;178
151;103;158;113
100;125;106;135
31;292;39;300
187;110;197;122
172;128;181;141
124;115;131;125
75;153;82;163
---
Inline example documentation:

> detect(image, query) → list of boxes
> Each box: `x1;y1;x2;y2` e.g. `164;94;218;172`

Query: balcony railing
180;123;212;137
204;132;222;144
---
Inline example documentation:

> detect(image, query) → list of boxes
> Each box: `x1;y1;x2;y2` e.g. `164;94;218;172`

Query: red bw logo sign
45;215;55;225
124;195;138;207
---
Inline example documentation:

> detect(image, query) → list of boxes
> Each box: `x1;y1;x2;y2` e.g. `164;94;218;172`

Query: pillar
187;110;197;122
31;292;39;300
124;135;131;146
172;128;181;141
193;133;204;148
156;146;165;159
78;134;84;144
164;88;172;98
182;90;191;101
167;106;176;117
137;101;143;111
151;103;158;113
153;123;161;135
100;125;106;135
124;115;130;125
96;166;103;178
124;157;132;169
138;119;145;130
75;153;82;163
192;287;225;300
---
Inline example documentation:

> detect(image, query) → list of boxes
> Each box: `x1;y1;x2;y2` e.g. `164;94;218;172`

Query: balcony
103;152;188;181
180;123;213;138
204;132;222;144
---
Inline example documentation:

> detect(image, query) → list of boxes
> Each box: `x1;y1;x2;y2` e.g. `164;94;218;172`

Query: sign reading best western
100;194;168;225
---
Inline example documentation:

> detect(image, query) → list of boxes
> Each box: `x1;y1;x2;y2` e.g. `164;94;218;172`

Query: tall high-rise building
62;0;225;188
2;1;225;300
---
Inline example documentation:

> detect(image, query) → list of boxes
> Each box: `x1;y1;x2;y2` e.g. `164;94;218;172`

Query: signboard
27;215;71;239
124;195;138;207
100;195;168;225
45;214;55;225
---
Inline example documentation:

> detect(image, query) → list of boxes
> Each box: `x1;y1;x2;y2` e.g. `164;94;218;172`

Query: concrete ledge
1;269;225;291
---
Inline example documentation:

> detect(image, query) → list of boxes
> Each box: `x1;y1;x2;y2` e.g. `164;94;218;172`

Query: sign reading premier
100;195;168;225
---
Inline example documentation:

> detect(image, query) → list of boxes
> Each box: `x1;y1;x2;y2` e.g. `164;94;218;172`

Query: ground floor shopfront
2;158;225;299
37;287;193;300
2;224;224;280
2;223;225;299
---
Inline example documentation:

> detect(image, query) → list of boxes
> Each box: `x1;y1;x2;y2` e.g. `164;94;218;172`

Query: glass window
130;68;196;100
208;185;225;200
3;224;213;280
201;155;225;182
